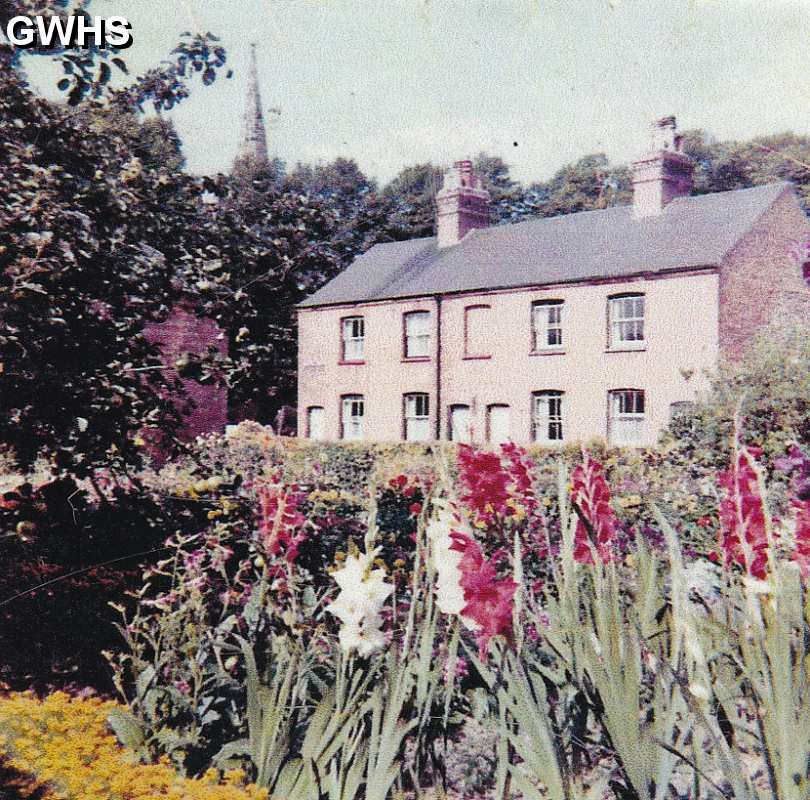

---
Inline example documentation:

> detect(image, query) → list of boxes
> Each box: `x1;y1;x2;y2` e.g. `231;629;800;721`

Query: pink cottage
297;117;810;447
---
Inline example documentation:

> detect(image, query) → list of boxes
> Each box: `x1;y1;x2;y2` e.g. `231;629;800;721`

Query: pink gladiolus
449;529;517;657
257;481;308;563
718;448;769;580
456;443;549;564
570;453;619;564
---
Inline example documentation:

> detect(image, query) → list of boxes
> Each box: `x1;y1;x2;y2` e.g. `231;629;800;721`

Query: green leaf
107;708;145;750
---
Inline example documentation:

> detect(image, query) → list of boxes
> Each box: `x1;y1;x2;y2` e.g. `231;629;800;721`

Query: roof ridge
300;180;798;308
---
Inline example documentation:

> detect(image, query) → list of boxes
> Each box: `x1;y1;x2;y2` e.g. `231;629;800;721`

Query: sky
19;0;810;186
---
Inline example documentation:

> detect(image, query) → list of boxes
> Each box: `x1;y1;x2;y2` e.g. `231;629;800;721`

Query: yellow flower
0;692;268;800
616;494;642;509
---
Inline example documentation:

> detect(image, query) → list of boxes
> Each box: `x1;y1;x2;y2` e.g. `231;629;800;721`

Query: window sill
463;354;492;361
339;360;366;366
402;357;431;363
529;349;566;357
605;346;646;354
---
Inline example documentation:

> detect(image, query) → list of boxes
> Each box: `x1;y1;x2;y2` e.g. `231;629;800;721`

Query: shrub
0;477;215;691
0;691;267;799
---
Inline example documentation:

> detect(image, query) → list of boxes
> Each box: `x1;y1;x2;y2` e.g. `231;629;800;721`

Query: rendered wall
297;271;720;447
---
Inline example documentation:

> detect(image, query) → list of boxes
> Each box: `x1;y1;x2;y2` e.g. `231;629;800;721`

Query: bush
0;477;215;691
0;691;267;799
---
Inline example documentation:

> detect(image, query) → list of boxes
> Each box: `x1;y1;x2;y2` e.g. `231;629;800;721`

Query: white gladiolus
326;547;392;657
427;501;479;630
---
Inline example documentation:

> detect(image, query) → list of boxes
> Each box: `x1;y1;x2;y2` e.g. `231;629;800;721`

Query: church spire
235;43;269;165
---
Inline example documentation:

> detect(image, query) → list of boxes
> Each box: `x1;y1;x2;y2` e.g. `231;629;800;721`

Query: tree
197;158;409;422
532;153;631;218
382;162;445;238
471;152;532;223
681;128;810;209
0;2;230;478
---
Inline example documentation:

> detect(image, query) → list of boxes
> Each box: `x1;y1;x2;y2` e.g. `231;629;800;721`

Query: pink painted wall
144;305;228;441
297;271;719;447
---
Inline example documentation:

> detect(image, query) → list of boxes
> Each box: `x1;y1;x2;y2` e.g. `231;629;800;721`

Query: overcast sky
19;0;810;185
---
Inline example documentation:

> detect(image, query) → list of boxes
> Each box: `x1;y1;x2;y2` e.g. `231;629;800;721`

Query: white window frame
341;316;365;362
608;389;645;446
404;393;430;441
464;304;491;358
487;404;511;444
532;391;564;444
608;294;645;350
448;404;472;443
532;301;564;351
341;395;365;440
404;311;431;359
306;406;326;440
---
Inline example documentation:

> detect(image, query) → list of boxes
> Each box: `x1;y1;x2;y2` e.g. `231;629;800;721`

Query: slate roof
300;182;791;308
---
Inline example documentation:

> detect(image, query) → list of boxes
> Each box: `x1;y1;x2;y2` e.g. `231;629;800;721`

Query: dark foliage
0;478;214;692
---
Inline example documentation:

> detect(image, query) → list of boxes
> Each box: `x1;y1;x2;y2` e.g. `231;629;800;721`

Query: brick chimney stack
436;160;492;248
631;116;694;218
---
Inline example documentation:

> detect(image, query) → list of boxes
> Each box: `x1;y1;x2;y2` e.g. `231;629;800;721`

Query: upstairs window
608;389;645;446
608;293;645;349
464;304;491;358
341;394;365;440
341;316;365;362
404;311;431;358
532;300;564;351
532;391;564;444
404;393;430;441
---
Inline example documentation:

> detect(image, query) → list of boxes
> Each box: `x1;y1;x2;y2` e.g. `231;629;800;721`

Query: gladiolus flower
428;499;517;656
326;547;392;657
427;500;470;619
570;453;619;564
718;448;769;580
256;480;308;563
449;529;517;658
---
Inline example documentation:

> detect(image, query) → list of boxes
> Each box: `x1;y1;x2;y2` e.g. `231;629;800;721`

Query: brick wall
143;305;228;440
718;188;810;360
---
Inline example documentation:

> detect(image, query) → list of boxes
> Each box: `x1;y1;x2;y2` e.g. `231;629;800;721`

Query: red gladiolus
449;529;517;657
570;453;619;564
457;445;512;524
457;442;542;523
257;481;308;563
389;474;408;490
718;448;769;580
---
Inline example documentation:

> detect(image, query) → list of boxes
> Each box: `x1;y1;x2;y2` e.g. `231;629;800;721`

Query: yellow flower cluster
0;692;267;800
307;488;359;505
